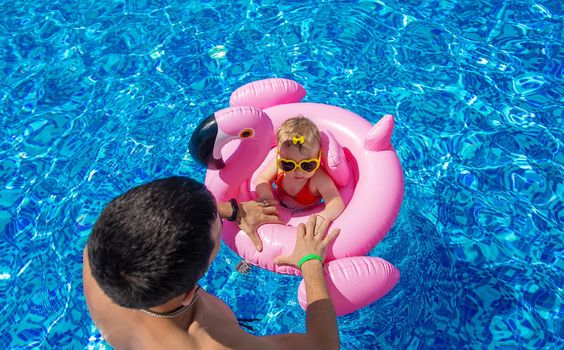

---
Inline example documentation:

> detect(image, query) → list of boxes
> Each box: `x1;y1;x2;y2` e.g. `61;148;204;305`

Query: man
83;176;341;349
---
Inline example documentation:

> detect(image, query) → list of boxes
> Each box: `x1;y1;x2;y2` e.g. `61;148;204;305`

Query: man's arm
231;215;341;350
301;260;339;347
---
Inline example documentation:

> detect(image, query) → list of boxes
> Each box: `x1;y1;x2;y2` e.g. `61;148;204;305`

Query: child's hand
313;214;332;237
258;197;280;209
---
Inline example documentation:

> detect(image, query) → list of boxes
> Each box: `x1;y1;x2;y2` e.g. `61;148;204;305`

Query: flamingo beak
189;114;225;170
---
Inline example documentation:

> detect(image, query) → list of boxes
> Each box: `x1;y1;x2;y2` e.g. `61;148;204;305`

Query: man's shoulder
188;294;257;349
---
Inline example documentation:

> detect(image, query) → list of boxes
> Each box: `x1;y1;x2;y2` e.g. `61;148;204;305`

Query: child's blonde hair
276;115;321;155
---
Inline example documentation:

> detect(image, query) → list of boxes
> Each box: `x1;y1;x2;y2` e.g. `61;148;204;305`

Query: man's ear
180;289;196;306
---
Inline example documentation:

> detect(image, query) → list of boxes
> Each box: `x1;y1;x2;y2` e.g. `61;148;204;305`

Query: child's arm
315;170;345;221
312;170;345;235
254;160;279;201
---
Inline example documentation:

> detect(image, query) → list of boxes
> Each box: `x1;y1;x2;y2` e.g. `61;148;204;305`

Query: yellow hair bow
292;135;305;145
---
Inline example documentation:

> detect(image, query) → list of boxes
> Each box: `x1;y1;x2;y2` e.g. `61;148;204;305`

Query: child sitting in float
254;116;345;234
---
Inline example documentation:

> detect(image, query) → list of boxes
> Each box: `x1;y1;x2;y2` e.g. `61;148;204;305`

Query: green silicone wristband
297;254;324;270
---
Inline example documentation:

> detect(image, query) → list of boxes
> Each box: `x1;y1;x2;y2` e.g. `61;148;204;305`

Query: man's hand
274;215;340;268
237;199;281;252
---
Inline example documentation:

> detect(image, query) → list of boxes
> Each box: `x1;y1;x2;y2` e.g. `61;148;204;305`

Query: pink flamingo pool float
189;78;403;315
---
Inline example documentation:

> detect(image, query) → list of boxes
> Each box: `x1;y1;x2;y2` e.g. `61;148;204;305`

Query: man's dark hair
87;176;217;309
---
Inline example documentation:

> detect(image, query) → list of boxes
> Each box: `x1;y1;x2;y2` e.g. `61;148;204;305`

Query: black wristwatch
226;198;238;221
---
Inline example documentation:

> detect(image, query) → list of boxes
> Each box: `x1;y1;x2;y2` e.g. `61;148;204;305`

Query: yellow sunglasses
276;150;322;173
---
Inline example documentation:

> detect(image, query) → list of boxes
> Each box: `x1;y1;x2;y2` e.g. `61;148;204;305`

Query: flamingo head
189;106;274;171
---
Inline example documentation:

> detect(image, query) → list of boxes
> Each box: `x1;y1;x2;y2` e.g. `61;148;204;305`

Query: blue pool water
0;0;562;348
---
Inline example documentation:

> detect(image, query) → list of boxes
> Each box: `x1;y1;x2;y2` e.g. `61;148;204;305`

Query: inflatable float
189;78;403;315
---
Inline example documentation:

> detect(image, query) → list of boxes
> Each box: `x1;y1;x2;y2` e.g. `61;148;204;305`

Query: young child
254;116;345;235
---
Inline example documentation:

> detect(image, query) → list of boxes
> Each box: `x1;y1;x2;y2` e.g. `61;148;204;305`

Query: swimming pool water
0;0;562;349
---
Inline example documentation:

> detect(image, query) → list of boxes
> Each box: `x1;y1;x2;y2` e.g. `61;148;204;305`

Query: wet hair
276;115;321;155
87;176;217;309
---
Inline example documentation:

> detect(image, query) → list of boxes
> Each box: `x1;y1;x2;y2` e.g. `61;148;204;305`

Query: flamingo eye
239;128;254;139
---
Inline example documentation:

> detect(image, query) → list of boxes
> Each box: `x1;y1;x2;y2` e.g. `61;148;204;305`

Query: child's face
277;144;321;182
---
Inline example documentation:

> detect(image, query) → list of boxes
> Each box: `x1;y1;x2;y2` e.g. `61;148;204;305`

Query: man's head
87;176;218;309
